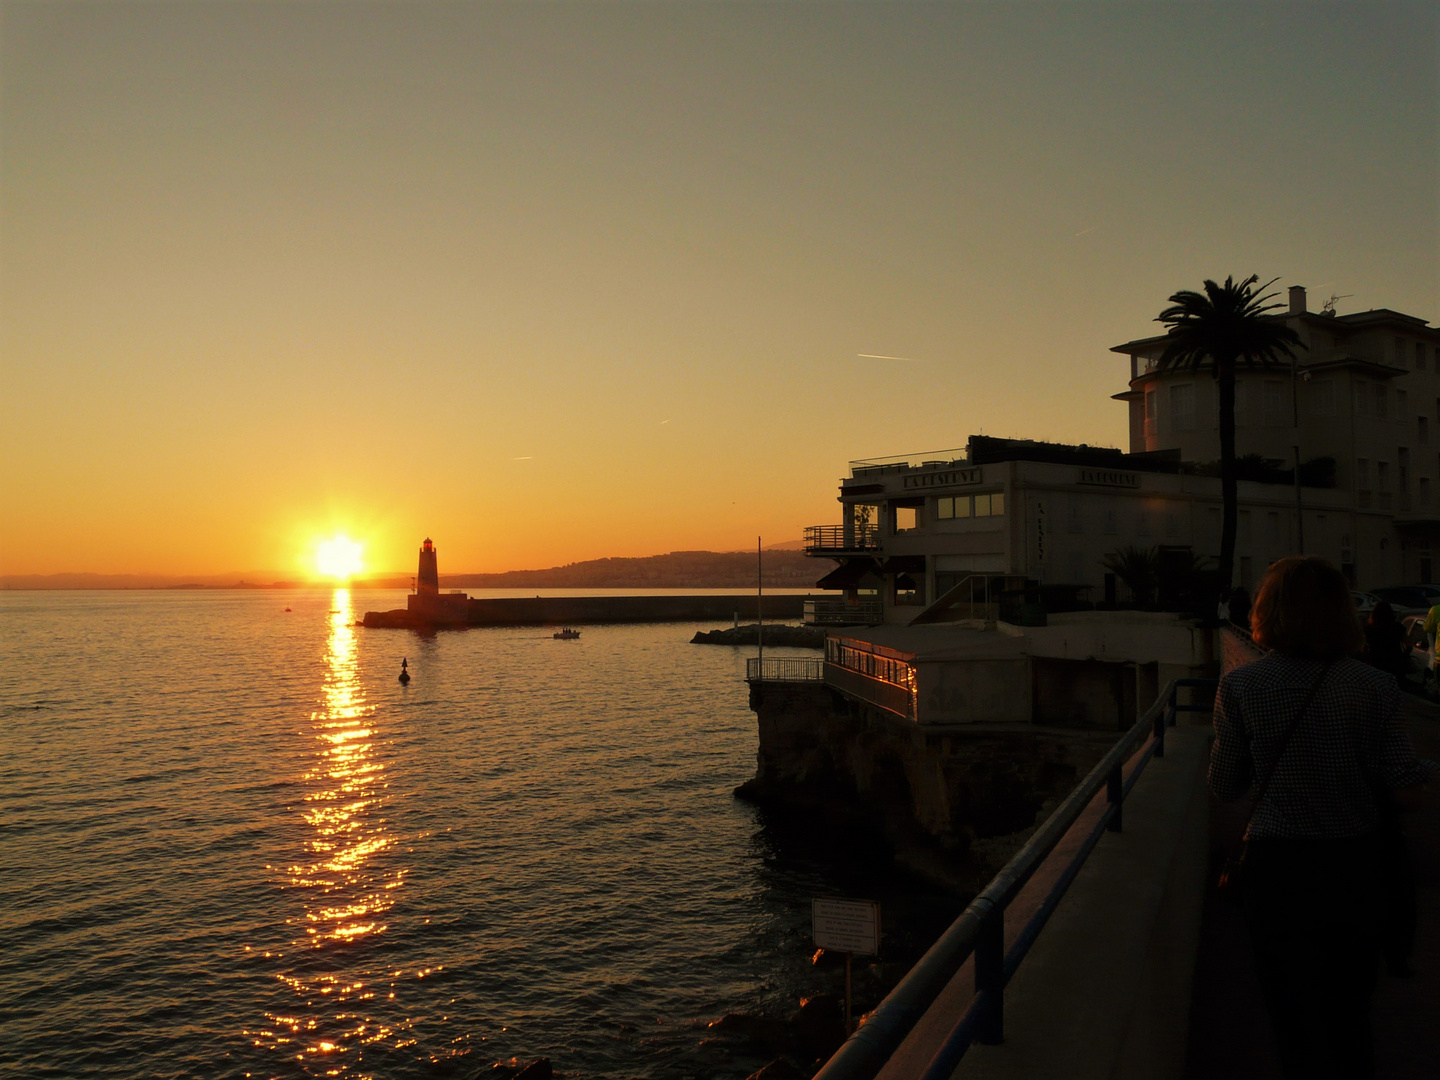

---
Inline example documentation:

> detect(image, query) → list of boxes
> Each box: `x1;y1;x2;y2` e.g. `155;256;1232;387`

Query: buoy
398;658;411;685
284;607;292;612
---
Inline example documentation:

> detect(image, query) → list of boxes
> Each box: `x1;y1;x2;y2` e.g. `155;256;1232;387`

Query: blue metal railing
811;676;1218;1080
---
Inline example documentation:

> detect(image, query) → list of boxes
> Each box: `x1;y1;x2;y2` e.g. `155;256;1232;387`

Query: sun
316;536;365;580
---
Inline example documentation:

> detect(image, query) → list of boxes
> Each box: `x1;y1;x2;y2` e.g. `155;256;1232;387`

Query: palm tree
1155;275;1303;598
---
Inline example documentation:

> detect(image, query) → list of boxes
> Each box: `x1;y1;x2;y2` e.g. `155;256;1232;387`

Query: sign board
1077;468;1141;489
902;468;982;491
812;898;881;955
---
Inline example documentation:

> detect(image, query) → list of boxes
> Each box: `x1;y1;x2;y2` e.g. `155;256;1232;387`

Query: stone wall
739;681;1118;889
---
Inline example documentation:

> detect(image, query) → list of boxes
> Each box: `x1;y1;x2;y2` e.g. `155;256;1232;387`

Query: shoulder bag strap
1242;659;1334;838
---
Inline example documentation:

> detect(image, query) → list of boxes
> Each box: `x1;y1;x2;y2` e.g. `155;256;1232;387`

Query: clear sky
2;1;1435;579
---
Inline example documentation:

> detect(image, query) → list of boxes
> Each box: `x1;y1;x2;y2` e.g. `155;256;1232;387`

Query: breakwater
363;593;809;629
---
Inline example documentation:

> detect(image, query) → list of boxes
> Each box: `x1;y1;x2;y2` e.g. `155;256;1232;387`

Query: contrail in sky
511;455;533;461
1073;225;1101;238
857;353;926;363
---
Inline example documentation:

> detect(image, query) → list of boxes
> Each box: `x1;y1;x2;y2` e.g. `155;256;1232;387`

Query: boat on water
553;628;581;640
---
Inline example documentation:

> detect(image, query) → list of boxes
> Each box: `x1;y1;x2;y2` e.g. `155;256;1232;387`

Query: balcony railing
746;657;825;682
804;524;881;554
804;599;883;626
824;636;918;721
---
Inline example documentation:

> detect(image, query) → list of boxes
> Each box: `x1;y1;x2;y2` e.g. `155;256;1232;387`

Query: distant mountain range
2;549;826;590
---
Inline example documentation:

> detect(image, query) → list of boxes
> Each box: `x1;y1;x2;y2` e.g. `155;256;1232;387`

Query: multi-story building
807;287;1440;626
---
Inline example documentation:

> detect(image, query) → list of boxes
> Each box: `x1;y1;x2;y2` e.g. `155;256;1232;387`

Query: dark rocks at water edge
691;624;825;648
707;993;847;1065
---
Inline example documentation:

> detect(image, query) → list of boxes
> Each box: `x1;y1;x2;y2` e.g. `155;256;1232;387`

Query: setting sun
315;537;365;580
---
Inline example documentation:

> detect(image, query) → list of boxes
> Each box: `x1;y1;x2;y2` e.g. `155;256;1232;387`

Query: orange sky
2;3;1435;579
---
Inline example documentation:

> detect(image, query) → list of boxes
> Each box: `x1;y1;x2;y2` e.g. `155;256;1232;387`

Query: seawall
363;593;808;630
738;681;1119;891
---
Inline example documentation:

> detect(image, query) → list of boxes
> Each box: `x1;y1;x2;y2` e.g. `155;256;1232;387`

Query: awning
816;559;882;589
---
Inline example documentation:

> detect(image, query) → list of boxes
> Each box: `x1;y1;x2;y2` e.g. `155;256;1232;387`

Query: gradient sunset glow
1;4;1433;580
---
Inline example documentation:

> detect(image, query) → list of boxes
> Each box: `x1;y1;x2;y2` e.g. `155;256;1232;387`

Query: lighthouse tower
417;538;440;596
406;537;469;624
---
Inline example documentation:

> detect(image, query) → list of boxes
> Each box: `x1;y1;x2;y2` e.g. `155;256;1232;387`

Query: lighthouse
417;538;440;596
405;537;470;625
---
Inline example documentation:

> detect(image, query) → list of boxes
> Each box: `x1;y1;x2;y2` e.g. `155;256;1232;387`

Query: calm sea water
0;589;955;1080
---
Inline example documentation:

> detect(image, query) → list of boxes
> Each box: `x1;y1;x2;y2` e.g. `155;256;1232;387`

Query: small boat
553;628;581;640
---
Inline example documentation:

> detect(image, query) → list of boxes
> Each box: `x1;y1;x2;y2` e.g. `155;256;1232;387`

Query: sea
0;588;961;1080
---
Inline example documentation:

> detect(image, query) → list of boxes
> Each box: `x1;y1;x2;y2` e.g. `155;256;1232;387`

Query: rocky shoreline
690;624;825;648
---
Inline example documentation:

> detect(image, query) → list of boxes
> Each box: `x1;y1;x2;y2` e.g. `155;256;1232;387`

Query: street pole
1292;355;1305;553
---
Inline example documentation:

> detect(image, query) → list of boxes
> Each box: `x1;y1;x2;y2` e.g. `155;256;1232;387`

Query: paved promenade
1185;695;1440;1079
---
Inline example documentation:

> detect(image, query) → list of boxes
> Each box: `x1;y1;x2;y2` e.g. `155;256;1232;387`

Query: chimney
1288;285;1307;315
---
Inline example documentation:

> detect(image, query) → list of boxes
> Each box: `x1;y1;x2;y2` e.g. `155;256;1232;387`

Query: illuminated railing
823;636;917;721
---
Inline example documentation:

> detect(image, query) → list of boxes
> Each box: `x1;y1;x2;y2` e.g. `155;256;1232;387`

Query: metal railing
805;524;881;553
746;656;826;682
811;676;1218;1080
805;599;883;626
849;448;969;475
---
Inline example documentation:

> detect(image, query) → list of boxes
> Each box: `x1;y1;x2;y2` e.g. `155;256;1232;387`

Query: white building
807;287;1440;626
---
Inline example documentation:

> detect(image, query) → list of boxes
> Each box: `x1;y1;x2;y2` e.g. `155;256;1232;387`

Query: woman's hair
1250;556;1363;657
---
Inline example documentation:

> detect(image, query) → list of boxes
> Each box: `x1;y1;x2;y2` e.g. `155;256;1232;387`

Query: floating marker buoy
284;607;292;612
398;658;411;685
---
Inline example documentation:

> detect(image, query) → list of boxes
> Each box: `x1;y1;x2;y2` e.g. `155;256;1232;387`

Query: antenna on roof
1321;293;1353;316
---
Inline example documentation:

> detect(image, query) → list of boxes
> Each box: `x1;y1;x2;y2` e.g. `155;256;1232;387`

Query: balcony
804;598;883;626
746;656;824;682
804;523;881;556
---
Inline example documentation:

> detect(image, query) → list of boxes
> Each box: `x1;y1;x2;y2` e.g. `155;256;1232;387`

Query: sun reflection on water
244;589;412;1074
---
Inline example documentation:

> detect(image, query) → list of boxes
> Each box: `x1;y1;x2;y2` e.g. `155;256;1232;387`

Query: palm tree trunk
1217;360;1238;599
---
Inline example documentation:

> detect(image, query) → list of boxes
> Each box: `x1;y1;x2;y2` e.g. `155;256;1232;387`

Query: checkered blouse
1210;654;1433;839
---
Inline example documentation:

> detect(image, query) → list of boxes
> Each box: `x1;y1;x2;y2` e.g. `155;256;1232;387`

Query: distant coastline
1;548;821;590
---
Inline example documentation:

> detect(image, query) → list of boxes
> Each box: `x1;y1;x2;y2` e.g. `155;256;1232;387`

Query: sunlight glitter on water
250;588;406;1072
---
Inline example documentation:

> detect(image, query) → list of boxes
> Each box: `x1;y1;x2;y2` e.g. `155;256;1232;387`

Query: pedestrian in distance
1211;556;1436;1080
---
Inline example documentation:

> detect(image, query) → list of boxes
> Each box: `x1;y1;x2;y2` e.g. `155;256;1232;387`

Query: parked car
1352;591;1379;617
1369;586;1434;617
1401;615;1437;698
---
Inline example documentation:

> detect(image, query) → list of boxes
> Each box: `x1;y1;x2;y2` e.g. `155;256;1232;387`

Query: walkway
1185;694;1440;1079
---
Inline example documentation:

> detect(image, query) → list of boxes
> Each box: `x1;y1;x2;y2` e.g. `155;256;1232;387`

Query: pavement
1184;694;1440;1079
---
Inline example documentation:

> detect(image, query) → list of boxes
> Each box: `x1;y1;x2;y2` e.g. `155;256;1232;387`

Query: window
1068;499;1083;534
1144;388;1157;422
1104;509;1118;535
1396;336;1406;365
1378;461;1390;492
1357;458;1371;489
1263;380;1286;426
1137;512;1150;537
1312;379;1336;417
1239;510;1252;542
937;493;1003;519
1400;448;1410;492
1423;478;1432;508
894;506;918;532
1164;510;1178;537
1375;384;1389;419
1170;384;1195;431
1355;381;1370;416
1420;417;1429;444
1418;342;1427;371
1234;380;1249;426
1398;389;1409;421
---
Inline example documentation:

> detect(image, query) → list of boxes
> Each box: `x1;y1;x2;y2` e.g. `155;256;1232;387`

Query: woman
1362;599;1410;680
1211;557;1434;1080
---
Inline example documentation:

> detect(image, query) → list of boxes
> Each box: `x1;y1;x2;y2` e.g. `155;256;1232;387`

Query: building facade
808;287;1440;625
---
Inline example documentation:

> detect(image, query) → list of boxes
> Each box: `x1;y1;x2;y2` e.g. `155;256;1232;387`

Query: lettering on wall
1036;500;1047;565
902;468;983;490
1077;468;1141;489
